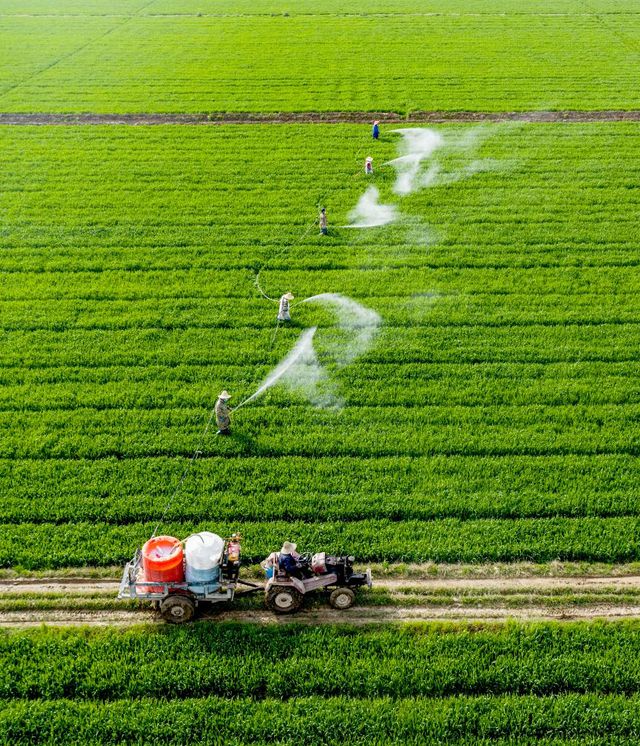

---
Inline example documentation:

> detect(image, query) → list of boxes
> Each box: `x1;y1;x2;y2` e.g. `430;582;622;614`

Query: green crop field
3;1;640;743
1;122;640;568
2;0;640;112
4;621;640;744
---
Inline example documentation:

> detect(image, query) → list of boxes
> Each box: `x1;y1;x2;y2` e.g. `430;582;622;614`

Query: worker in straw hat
277;292;294;322
215;390;232;435
365;156;374;175
372;120;380;140
278;541;306;579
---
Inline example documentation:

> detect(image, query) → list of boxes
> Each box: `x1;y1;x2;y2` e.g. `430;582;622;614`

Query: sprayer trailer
118;549;263;623
117;534;262;623
118;534;373;623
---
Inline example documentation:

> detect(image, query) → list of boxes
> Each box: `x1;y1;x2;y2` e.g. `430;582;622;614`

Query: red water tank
142;536;185;587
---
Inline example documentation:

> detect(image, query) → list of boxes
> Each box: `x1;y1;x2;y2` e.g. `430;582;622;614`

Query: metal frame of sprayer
118;538;262;623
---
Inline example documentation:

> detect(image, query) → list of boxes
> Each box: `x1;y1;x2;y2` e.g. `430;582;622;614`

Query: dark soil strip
2;110;640;125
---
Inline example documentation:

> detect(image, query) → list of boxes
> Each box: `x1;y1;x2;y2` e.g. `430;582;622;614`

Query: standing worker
365;156;374;175
319;207;328;236
372;120;380;140
215;390;232;435
277;292;294;322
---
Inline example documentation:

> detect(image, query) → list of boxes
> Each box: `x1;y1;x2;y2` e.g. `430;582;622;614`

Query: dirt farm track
3;572;640;628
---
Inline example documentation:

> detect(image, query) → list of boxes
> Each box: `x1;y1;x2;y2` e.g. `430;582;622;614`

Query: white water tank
185;532;225;589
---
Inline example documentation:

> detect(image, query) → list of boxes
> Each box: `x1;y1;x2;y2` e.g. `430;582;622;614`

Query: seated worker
278;541;309;579
260;551;279;579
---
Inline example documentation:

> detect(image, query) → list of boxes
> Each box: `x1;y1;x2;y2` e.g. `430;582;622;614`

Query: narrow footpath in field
3;572;640;628
3;110;640;125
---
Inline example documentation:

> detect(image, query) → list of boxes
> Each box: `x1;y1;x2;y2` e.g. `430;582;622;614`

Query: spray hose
150;405;217;539
149;220;319;539
252;216;318;305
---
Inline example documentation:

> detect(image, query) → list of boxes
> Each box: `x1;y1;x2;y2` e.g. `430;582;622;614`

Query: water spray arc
300;293;382;367
384;128;445;195
234;326;319;410
234;294;381;411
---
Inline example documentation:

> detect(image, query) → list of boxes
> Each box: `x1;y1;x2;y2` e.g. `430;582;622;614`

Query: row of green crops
2;0;640;112
0;448;640;523
2;123;640;567
4;518;640;568
3;363;640;409
3;695;640;745
3;454;639;523
3;622;640;699
3;268;640;300
6;295;640;331
4;0;640;16
4;324;640;366
3;403;640;460
4;623;640;744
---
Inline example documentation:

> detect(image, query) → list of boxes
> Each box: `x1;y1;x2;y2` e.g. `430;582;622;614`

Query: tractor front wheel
266;586;304;614
160;594;196;624
329;587;355;610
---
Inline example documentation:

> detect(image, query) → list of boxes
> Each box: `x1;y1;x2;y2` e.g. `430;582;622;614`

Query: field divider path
4;574;640;628
5;574;640;594
3;111;640;125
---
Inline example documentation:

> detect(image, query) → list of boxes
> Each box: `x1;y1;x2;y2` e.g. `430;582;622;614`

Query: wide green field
1;122;640;568
4;1;640;744
2;0;640;112
4;621;640;744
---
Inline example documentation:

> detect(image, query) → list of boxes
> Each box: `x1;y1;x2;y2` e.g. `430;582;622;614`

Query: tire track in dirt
3;575;640;628
5;574;640;595
3;604;640;629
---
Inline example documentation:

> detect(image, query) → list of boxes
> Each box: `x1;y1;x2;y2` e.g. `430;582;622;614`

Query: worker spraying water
319;207;328;235
277;292;295;322
215;390;233;435
365;156;374;175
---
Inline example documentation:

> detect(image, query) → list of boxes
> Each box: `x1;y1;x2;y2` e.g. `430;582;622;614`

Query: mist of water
386;126;509;196
344;186;398;228
301;293;382;366
385;128;445;195
235;296;381;410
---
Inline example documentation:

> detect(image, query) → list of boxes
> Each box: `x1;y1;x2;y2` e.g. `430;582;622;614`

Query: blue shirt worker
215;390;232;435
261;551;279;579
278;541;304;578
372;120;380;140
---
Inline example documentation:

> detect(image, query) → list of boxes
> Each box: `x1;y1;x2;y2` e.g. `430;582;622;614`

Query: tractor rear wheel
266;586;304;614
329;587;355;610
160;594;196;624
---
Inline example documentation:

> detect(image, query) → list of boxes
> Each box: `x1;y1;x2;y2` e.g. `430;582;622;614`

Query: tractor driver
278;541;307;579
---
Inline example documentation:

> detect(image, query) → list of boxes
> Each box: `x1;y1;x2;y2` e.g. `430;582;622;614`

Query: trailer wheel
266;586;303;614
160;594;196;623
329;587;355;610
